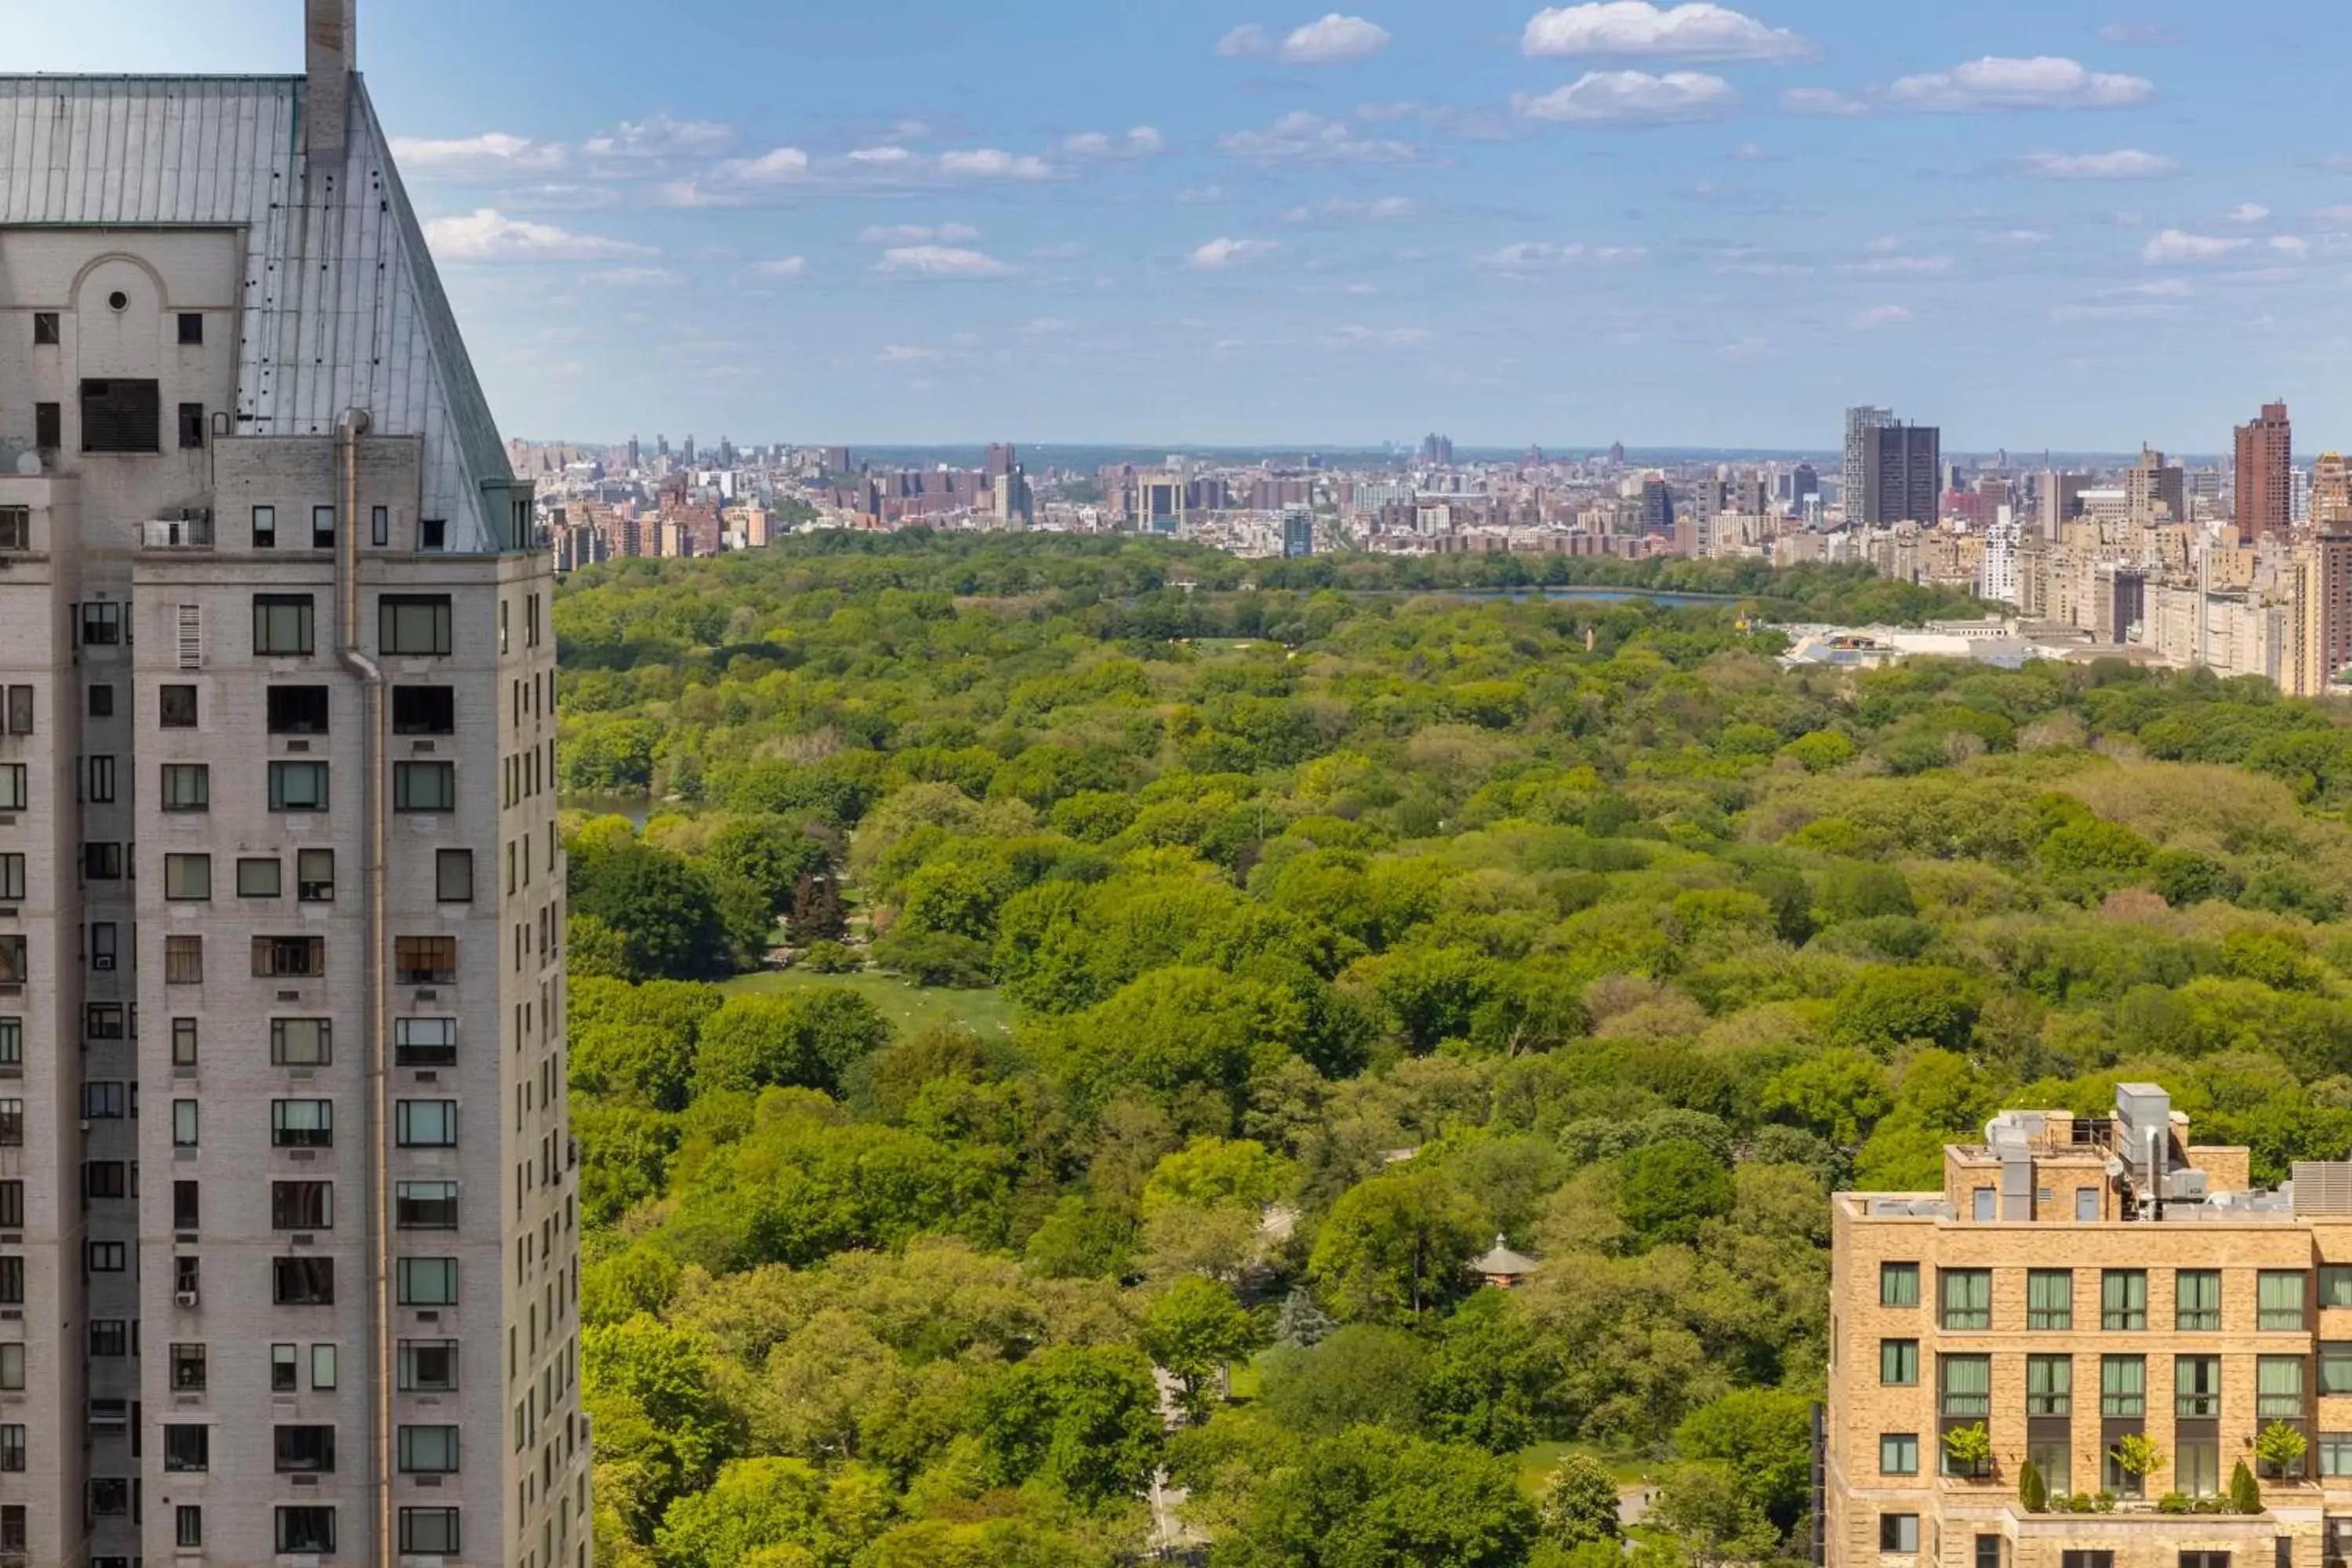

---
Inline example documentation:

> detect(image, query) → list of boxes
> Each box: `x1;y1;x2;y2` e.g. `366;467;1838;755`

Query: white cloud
1722;335;1769;357
2270;234;2310;257
1886;56;2155;112
1279;13;1392;62
939;148;1055;180
1217;23;1273;56
1850;304;1911;328
1840;255;1953;276
1017;317;1078;335
1730;140;1773;161
742;256;808;281
877;344;944;364
874;245;1012;278
583;266;679;288
1976;228;2050;246
2122;278;2194;296
1781;86;1870;115
422;209;653;262
1864;234;1902;253
2141;228;2249;262
1062;126;1167;158
391;132;567;176
1521;2;1813;62
846;146;915;165
857;223;981;245
1217;111;1417;162
1323;324;1435;346
1189;237;1279;269
2020;148;2177;179
719;146;814;183
583;113;735;161
1280;195;1421;223
2229;202;2271;222
1514;69;1739;125
1477;240;1648;269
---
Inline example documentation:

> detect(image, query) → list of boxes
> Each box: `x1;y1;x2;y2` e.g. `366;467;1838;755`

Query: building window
1940;1268;1991;1330
1880;1514;1919;1555
267;685;329;734
253;935;325;977
2323;1267;2352;1309
2178;1269;2222;1331
270;1099;333;1149
80;377;160;453
158;683;197;727
271;1181;333;1230
269;759;329;811
397;1181;458;1229
310;505;336;549
0;856;22;903
311;1343;337;1389
84;753;114;803
2321;1344;2352;1396
176;1505;202;1550
162;1424;209;1472
177;402;205;449
172;1099;198;1147
87;1240;126;1271
0;1346;21;1391
399;1508;460;1555
0;1181;20;1227
271;1343;299;1392
2;688;28;736
252;504;276;548
436;848;474;902
394;760;456;812
31;314;57;346
2180;1436;2221;1499
397;1100;457;1148
372;504;390;546
274;1507;337;1554
397;1341;459;1392
270;1018;332;1067
395;935;457;985
2318;1432;2352;1477
1977;1538;2002;1568
253;593;315;655
173;1178;199;1229
87;684;111;717
163;852;210;901
170;1344;206;1392
380;594;454;656
1880;1433;1918;1476
420;517;446;550
393;684;455;734
2102;1269;2147;1330
2178;1355;2221;1417
272;1257;334;1306
0;510;26;552
0;1425;21;1472
2026;1354;2072;1416
238;857;282;898
396;1257;459;1306
172;1017;198;1068
0;766;23;812
164;933;203;984
2261;1271;2310;1330
2100;1354;2146;1417
89;1478;131;1516
2259;1356;2307;1421
159;762;209;811
395;1017;458;1067
87;924;114;971
1940;1352;1991;1417
2027;1269;2072;1330
1880;1261;1919;1308
397;1425;459;1474
0;1101;20;1146
298;848;335;902
83;1162;128;1199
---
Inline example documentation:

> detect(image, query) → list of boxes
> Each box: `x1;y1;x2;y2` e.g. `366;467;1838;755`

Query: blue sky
18;1;2352;451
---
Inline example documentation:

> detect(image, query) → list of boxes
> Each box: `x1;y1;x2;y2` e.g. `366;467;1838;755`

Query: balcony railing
141;517;213;549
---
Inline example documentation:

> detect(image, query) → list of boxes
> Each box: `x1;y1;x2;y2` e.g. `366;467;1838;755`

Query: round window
107;290;129;311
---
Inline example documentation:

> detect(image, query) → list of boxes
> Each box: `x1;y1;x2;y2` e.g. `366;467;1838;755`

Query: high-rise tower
0;5;587;1566
2234;400;2292;543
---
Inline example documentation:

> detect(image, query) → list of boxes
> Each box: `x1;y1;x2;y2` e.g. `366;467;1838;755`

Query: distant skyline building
1842;405;1895;517
984;442;1016;479
2234;400;2292;543
1418;433;1454;466
1282;510;1315;558
1859;422;1941;526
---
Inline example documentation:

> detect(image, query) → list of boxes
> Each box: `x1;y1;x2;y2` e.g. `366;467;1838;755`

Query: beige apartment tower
0;5;588;1567
1827;1083;2352;1568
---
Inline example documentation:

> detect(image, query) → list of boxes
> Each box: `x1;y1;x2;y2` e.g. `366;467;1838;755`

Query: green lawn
720;966;1018;1037
1512;1440;1657;1497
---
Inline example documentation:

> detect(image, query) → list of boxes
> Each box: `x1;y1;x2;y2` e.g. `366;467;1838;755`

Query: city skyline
16;0;2352;449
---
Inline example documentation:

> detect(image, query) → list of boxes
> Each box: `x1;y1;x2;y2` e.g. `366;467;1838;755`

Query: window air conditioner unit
173;1289;198;1308
90;955;112;971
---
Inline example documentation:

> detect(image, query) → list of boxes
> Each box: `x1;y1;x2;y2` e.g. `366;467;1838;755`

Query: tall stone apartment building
0;5;588;1566
1828;1083;2352;1568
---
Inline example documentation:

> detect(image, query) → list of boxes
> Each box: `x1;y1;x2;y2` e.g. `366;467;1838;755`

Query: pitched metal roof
0;73;517;552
